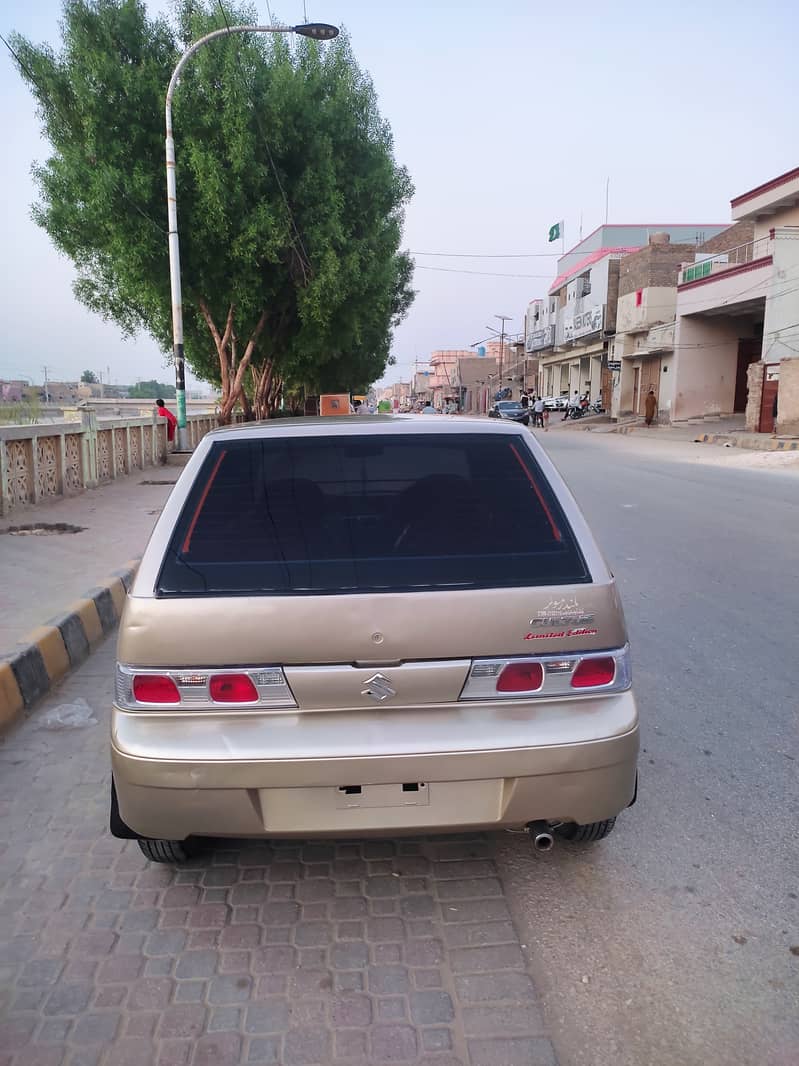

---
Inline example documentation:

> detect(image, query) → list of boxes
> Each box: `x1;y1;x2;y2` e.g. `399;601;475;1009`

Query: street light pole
494;315;511;399
164;21;338;450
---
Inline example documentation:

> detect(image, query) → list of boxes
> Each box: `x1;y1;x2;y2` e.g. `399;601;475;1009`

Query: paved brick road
0;641;556;1066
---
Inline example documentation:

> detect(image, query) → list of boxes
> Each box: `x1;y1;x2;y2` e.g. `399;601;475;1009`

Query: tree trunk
252;360;284;420
198;300;268;425
267;375;283;416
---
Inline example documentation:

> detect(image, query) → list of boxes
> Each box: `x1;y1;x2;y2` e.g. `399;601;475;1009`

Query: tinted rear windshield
157;433;589;596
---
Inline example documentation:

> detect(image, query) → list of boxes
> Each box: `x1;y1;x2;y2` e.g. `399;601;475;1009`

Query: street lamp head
293;22;339;40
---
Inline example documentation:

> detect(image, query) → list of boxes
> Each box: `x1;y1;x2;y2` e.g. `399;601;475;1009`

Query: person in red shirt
156;398;178;446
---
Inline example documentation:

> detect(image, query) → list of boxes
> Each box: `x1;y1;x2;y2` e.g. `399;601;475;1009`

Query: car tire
555;817;616;843
137;838;196;864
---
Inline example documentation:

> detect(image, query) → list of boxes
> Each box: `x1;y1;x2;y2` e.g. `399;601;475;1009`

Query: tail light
210;674;259;703
460;646;631;700
571;657;615;688
132;675;180;704
116;665;296;711
497;662;544;693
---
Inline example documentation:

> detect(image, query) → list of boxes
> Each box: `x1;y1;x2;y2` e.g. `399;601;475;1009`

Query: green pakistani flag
548;221;562;243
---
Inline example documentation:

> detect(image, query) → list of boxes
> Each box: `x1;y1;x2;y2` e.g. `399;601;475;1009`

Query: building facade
610;233;719;420
524;224;727;410
454;357;498;414
670;166;799;433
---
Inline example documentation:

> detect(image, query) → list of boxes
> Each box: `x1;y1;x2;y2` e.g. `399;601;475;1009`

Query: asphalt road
495;431;799;1066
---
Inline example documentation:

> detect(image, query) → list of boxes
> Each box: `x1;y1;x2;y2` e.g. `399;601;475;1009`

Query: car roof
200;415;530;443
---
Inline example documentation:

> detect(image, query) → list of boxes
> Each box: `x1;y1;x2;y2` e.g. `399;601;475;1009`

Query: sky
1;0;798;392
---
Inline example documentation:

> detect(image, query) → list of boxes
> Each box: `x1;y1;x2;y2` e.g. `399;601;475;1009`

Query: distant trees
12;1;415;422
128;379;176;399
80;369;98;383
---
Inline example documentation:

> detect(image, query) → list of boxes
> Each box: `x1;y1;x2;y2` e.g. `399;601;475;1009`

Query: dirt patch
1;522;86;536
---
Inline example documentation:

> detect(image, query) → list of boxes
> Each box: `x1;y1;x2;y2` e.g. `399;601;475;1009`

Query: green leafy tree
80;369;98;383
11;0;415;421
127;379;176;398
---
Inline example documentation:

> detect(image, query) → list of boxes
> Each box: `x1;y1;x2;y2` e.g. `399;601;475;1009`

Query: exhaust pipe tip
527;820;555;852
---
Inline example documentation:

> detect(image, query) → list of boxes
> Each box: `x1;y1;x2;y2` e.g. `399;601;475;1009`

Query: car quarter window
157;433;589;596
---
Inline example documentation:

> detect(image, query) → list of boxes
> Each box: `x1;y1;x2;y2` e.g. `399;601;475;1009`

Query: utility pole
494;315;512;399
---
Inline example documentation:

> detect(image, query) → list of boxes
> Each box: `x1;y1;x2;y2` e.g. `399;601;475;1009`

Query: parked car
543;395;569;410
488;399;530;426
111;416;639;861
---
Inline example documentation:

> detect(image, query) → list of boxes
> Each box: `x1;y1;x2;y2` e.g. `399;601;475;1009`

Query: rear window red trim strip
181;449;227;555
508;443;563;542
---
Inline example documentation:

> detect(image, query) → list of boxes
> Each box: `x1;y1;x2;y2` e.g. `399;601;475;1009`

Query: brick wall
697;221;755;255
777;358;799;436
618;243;697;298
605;260;621;331
745;361;764;431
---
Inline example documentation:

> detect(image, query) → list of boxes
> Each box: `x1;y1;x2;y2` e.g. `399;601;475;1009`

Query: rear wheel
137;838;195;864
555;817;616;843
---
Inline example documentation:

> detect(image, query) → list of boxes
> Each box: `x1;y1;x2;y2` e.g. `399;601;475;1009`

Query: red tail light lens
571;657;615;688
132;675;180;703
497;662;545;693
210;674;259;703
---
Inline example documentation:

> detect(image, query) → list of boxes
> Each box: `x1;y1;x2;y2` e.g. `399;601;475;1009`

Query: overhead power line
412;250;562;259
415;265;554;280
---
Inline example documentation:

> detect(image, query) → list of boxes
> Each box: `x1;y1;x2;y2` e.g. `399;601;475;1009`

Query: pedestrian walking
155;398;178;448
533;395;545;427
644;388;657;427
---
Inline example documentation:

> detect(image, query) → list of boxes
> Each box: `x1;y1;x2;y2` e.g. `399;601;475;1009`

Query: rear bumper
112;696;639;839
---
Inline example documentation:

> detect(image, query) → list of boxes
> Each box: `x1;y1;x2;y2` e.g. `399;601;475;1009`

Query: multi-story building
525;224;726;409
380;381;412;410
670;166;799;433
427;350;473;408
453;357;498;414
609;232;728;420
412;370;433;405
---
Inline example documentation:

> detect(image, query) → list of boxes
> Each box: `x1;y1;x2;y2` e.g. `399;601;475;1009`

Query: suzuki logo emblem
361;673;396;702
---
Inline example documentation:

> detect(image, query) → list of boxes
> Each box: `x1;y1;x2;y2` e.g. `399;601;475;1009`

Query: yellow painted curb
0;662;24;729
101;577;127;618
68;598;104;647
21;625;71;683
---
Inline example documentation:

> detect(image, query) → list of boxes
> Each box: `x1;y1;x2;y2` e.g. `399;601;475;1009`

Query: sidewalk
0;455;188;651
0;639;557;1066
554;413;799;451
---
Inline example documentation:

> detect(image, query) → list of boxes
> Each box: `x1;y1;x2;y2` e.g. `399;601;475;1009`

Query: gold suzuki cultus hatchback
111;416;638;861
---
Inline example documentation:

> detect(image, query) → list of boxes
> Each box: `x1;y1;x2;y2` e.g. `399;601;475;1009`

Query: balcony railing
679;236;771;285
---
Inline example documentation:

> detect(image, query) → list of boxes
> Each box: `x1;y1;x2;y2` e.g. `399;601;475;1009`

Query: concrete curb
693;432;799;451
608;423;799;451
0;558;139;730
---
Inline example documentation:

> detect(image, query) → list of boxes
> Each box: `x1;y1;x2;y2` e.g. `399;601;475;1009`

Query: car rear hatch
120;426;626;710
